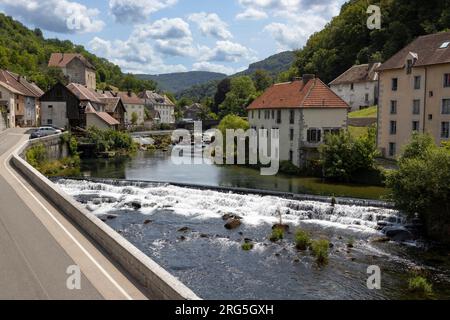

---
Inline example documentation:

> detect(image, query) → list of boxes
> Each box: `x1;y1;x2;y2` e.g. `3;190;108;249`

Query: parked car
30;127;62;139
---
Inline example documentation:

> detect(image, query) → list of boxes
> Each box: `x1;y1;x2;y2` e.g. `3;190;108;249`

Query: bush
26;143;47;168
279;161;302;175
241;242;254;251
408;276;433;297
295;229;311;250
269;227;284;242
85;127;137;154
311;239;330;265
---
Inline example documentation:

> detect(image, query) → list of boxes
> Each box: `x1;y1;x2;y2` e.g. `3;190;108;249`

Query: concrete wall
12;135;199;300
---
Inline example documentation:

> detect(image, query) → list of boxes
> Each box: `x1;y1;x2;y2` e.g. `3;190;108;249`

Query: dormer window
440;41;450;49
406;59;413;74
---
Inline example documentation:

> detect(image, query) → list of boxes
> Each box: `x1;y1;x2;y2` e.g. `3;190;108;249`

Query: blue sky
0;0;346;75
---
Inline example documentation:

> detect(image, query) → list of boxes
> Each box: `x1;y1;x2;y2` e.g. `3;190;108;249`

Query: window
389;143;396;157
406;59;413;74
390;101;397;114
271;110;275;119
276;110;281;124
429;114;433;120
429;91;434;97
390;121;397;135
251;110;254;119
442;122;450;139
414;76;421;90
289;150;293;162
290;110;295;124
392;78;398;91
443;99;450;114
350;83;354;91
290;128;294;141
412;121;420;132
307;129;321;143
444;74;450;88
48;105;53;109
0;91;2;99
440;41;450;49
258;110;261;119
413;100;421;115
365;93;369;103
47;119;53;125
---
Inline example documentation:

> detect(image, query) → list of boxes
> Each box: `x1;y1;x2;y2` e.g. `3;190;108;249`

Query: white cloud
132;18;192;40
188;12;233;40
192;62;237;75
109;0;178;24
200;40;255;63
89;36;187;74
236;8;268;20
0;0;104;33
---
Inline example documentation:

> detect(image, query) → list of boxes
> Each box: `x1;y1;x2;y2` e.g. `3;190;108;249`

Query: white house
116;91;145;126
139;91;175;124
329;63;381;112
247;75;349;167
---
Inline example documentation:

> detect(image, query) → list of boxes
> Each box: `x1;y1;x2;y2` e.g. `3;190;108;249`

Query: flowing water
56;178;450;300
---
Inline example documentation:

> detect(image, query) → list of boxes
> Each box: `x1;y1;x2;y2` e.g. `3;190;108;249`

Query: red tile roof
0;70;43;97
116;91;144;105
247;78;348;110
97;112;120;126
48;53;95;70
67;83;102;103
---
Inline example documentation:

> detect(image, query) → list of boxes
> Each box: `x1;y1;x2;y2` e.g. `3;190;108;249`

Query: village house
247;75;349;167
0;69;43;130
40;83;125;130
329;63;381;112
115;91;146;126
139;91;175;124
183;103;203;121
377;32;450;158
48;53;97;90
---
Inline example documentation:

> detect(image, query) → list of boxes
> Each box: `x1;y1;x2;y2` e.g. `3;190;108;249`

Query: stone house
139;91;175;124
48;53;97;90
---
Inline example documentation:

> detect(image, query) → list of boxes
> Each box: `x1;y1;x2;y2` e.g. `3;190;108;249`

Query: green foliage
252;69;273;92
348;106;378;119
26;144;47;168
236;51;296;78
279;161;302;176
219;76;257;117
0;13;156;92
293;0;450;84
311;239;330;265
61;133;78;156
241;242;254;251
131;112;139;125
386;134;450;241
85;127;137;154
217;115;250;134
408;276;433;297
295;229;311;250
319;126;379;182
269;227;285;242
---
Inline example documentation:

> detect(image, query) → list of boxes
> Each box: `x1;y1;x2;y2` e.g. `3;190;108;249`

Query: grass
269;227;285;242
311;239;330;265
348;126;370;139
348;106;378;118
241;242;254;251
408;276;433;297
295;229;311;250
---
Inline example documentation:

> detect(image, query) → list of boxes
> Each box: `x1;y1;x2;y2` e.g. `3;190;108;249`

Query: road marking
3;140;133;300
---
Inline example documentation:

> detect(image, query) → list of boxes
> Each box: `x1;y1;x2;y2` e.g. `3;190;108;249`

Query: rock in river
383;226;414;242
225;218;242;230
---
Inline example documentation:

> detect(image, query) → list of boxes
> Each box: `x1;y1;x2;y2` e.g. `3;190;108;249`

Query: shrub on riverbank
84;127;137;155
26;143;80;177
269;227;284;242
386;133;450;243
408;276;433;297
311;239;330;265
295;229;311;250
241;242;254;251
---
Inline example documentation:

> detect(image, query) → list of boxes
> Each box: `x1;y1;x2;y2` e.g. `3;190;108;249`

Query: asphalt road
0;129;147;300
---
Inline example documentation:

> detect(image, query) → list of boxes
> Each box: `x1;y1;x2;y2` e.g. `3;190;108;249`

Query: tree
214;78;231;113
253;69;272;92
319;127;379;182
386;134;450;242
219;76;256;118
131;112;138;126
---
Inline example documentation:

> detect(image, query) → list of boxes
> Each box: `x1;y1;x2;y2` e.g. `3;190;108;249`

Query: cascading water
55;179;450;300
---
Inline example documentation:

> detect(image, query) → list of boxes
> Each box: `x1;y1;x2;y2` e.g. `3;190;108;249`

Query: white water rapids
56;179;404;235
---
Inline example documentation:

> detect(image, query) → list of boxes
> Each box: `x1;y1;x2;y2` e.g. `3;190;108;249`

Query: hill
292;0;450;84
0;13;156;92
235;51;295;77
135;71;226;94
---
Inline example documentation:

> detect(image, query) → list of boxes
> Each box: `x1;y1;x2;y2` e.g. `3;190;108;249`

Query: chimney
302;74;315;85
127;89;132;97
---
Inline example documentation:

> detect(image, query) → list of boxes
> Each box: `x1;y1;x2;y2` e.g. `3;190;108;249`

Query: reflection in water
80;151;388;200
